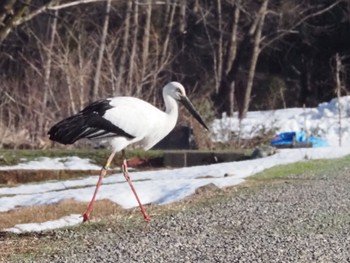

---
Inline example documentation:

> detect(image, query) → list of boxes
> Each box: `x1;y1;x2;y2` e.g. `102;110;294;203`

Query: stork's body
106;95;179;151
48;82;208;222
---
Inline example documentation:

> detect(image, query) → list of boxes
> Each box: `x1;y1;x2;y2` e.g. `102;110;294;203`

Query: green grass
0;148;249;167
249;155;350;181
0;148;248;184
0;149;164;166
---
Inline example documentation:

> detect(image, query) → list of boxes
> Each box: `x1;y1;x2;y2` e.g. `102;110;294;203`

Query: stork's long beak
179;95;209;131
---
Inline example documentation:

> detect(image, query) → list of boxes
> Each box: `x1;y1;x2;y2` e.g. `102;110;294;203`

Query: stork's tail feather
48;114;90;144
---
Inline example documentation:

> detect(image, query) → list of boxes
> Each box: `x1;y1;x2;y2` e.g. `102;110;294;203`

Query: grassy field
0;149;164;166
0;149;165;184
0;149;249;184
249;155;350;181
1;154;350;262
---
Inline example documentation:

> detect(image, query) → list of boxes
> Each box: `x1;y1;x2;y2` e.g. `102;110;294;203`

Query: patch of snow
0;156;101;170
2;96;350;233
3;214;81;233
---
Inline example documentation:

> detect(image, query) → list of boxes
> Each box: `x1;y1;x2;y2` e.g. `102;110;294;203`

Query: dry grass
0;184;231;261
0;198;154;261
0;184;226;229
0;199;126;229
0;170;102;185
0;158;253;262
0;232;43;262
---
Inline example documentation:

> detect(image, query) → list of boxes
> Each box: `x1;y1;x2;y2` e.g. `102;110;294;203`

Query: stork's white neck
163;95;179;117
164;93;179;121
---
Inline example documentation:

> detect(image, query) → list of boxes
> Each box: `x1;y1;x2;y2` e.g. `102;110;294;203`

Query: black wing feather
48;99;135;145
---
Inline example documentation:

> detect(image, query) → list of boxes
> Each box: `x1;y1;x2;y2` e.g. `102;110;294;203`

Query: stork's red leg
82;151;117;222
122;159;151;222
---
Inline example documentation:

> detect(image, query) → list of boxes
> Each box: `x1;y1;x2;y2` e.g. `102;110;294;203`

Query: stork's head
163;82;209;131
163;82;187;101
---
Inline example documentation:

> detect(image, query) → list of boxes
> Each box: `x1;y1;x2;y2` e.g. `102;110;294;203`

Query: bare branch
48;0;108;10
261;1;343;50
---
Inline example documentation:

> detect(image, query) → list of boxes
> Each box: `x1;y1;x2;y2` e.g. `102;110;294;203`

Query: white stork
48;82;209;222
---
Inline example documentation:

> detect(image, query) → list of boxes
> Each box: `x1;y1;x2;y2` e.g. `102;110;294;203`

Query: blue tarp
271;131;328;148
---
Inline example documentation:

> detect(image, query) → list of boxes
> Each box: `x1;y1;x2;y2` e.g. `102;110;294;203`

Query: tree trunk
223;0;240;75
214;0;223;93
299;54;312;105
116;0;132;95
77;29;87;110
90;0;111;101
178;0;187;51
128;0;139;95
335;53;342;147
139;0;152;94
161;2;176;63
179;0;187;33
212;1;242;116
40;9;58;138
240;0;269;119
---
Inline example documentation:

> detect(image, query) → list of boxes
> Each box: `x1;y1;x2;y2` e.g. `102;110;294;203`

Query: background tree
0;0;349;148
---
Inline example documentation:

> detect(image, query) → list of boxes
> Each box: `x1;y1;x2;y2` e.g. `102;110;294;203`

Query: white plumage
104;94;177;151
48;81;208;222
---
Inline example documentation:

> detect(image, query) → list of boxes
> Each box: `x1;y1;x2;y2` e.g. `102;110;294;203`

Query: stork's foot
144;214;151;222
82;212;91;222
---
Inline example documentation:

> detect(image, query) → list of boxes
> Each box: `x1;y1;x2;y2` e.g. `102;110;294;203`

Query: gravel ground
17;163;350;262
